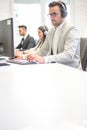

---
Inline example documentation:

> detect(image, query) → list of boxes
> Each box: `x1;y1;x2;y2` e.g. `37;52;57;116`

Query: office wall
70;0;87;36
0;0;87;37
14;0;50;4
0;0;14;20
14;0;87;37
14;0;40;3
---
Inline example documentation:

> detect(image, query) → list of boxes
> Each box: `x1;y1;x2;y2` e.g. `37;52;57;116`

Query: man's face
19;27;26;36
48;5;64;27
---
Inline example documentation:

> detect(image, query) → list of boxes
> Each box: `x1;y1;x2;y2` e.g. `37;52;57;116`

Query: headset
39;25;48;36
57;1;67;18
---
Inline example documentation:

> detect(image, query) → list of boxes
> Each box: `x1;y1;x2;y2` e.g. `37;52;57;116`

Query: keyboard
0;58;10;66
7;59;37;65
0;62;10;66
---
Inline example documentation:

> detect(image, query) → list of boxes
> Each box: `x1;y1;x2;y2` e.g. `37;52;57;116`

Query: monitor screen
0;18;14;58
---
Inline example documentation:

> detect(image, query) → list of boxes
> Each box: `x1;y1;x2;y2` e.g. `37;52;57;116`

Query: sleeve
16;42;22;49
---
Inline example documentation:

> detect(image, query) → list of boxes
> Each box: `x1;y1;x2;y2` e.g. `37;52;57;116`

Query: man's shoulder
63;21;79;31
26;34;34;39
62;21;80;38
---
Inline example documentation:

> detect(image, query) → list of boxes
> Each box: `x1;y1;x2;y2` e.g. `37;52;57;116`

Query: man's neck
55;19;65;29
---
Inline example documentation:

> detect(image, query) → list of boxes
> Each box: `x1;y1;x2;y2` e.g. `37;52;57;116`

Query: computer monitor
0;18;14;58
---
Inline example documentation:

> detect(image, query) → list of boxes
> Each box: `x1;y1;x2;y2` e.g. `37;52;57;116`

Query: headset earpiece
44;30;48;35
42;25;48;35
58;1;67;18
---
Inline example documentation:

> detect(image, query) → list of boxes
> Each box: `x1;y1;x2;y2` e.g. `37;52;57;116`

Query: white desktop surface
0;63;87;130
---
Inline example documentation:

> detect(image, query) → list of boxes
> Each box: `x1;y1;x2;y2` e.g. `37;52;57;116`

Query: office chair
80;38;87;71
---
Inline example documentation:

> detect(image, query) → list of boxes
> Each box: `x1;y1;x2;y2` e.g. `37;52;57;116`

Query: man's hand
27;53;45;64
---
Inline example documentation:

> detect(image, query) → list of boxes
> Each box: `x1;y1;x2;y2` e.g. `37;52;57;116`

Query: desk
0;63;87;130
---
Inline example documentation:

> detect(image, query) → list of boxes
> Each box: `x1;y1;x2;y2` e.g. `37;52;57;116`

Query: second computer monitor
0;18;14;58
